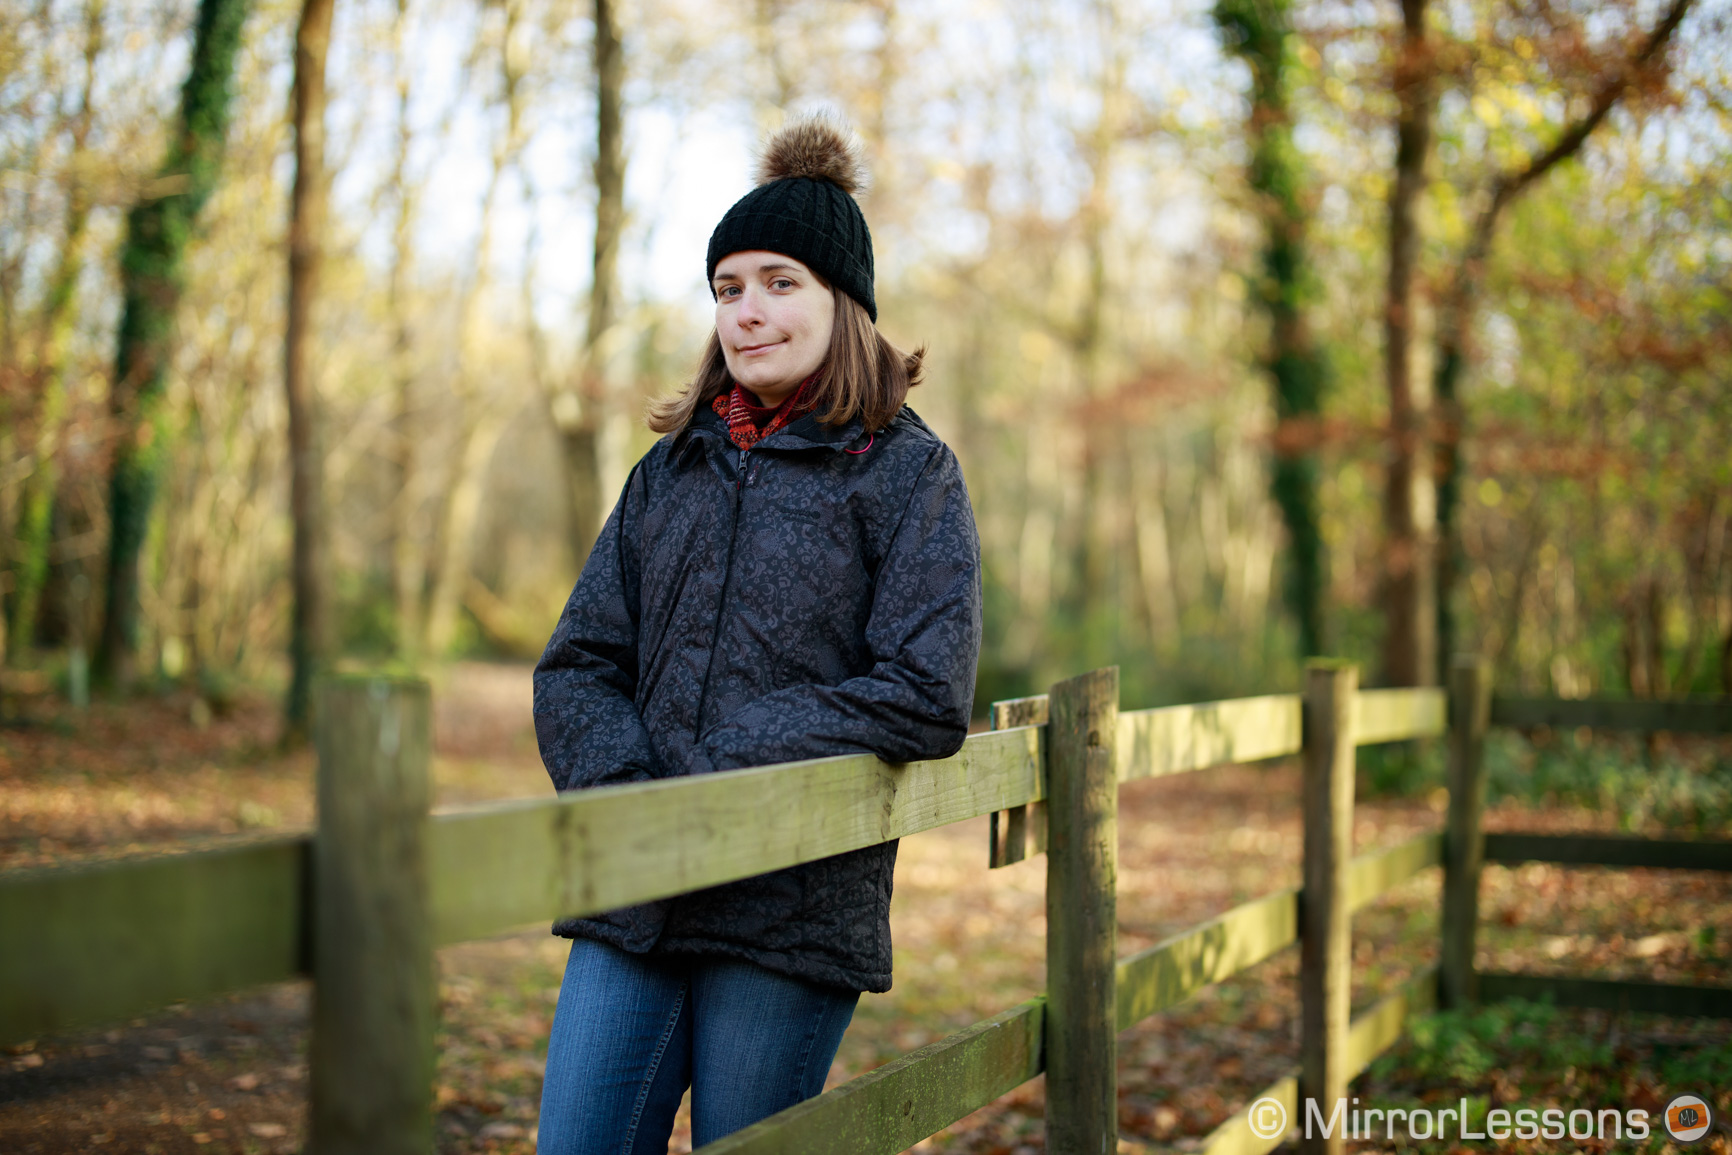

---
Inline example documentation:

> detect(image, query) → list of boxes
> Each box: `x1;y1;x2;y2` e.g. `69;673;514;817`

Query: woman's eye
771;278;794;290
719;285;739;298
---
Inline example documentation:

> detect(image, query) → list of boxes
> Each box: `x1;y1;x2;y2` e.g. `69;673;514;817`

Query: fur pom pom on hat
755;116;868;193
708;115;876;321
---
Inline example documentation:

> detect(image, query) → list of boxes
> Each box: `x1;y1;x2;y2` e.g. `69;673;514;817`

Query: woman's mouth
737;340;783;356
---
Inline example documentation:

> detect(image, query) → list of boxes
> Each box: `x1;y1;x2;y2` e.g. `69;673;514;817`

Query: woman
532;116;983;1154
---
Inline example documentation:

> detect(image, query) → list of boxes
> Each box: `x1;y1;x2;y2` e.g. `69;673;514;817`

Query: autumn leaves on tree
0;0;1725;718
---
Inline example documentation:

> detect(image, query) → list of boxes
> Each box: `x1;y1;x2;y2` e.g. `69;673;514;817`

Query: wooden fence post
1044;667;1119;1155
308;676;435;1155
1441;654;1491;1010
1301;661;1355;1155
990;695;1050;867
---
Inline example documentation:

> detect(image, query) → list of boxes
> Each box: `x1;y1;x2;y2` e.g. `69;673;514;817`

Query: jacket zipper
693;446;749;734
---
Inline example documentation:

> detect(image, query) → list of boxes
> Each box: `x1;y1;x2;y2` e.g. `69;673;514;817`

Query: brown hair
647;286;924;435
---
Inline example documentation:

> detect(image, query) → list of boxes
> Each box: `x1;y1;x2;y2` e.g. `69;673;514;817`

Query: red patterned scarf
711;375;818;450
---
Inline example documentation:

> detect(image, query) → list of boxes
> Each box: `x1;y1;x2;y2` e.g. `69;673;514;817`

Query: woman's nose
735;286;764;326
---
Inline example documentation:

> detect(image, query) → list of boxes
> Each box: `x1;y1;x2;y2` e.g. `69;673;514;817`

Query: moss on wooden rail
0;837;307;1044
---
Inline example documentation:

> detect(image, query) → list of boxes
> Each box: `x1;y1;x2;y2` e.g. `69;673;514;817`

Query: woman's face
712;250;835;407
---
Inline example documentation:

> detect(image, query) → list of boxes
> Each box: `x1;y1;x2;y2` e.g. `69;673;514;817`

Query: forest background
3;0;1730;731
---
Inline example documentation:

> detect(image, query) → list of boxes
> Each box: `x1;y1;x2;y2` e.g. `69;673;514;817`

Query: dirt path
4;667;1728;1153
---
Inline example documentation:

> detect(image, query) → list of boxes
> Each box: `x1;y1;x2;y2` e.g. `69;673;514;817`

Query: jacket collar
682;402;866;453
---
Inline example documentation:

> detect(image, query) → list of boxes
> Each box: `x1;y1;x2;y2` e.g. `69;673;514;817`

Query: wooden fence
2;661;1729;1154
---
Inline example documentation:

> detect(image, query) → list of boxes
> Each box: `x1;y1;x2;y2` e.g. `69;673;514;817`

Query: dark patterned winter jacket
533;401;983;992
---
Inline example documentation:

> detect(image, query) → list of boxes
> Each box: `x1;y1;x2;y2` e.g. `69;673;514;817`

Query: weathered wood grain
1301;662;1355;1155
1351;688;1447;746
1489;696;1732;734
988;695;1050;868
1442;657;1491;1009
694;998;1044;1154
1483;833;1732;872
991;695;1051;727
428;726;1046;944
1116;889;1299;1030
1478;973;1732;1018
0;836;306;1045
308;676;436;1155
1044;667;1120;1155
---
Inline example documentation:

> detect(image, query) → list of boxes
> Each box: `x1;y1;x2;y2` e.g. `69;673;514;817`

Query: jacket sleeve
699;442;984;770
533;462;663;792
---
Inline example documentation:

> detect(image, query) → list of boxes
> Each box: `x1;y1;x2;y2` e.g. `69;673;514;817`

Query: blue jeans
537;938;860;1154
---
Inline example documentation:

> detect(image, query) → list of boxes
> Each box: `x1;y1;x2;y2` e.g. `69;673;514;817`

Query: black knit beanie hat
707;117;877;322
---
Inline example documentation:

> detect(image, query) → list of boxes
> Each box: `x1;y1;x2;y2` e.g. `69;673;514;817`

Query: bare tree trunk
95;0;250;688
283;0;334;737
551;0;622;572
386;0;422;663
1431;0;1694;680
1380;0;1437;687
1130;451;1180;655
1623;580;1652;699
1720;620;1731;698
7;0;104;663
423;414;509;654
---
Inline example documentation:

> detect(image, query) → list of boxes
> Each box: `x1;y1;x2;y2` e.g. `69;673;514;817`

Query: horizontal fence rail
701;998;1046;1155
430;727;1046;945
1445;668;1732;1060
10;669;1730;1154
1;688;1448;1043
1194;967;1441;1155
1117;695;1303;781
1476;973;1732;1019
707;827;1452;1155
1490;696;1732;734
1352;688;1448;746
1484;833;1732;872
0;836;306;1042
1114;831;1443;1034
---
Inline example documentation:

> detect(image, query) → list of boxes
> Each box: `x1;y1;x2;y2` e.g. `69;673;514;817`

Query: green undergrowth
1486;730;1732;834
1356;998;1732;1153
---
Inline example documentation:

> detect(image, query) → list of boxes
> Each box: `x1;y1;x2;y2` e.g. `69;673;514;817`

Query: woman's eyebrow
713;262;801;287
